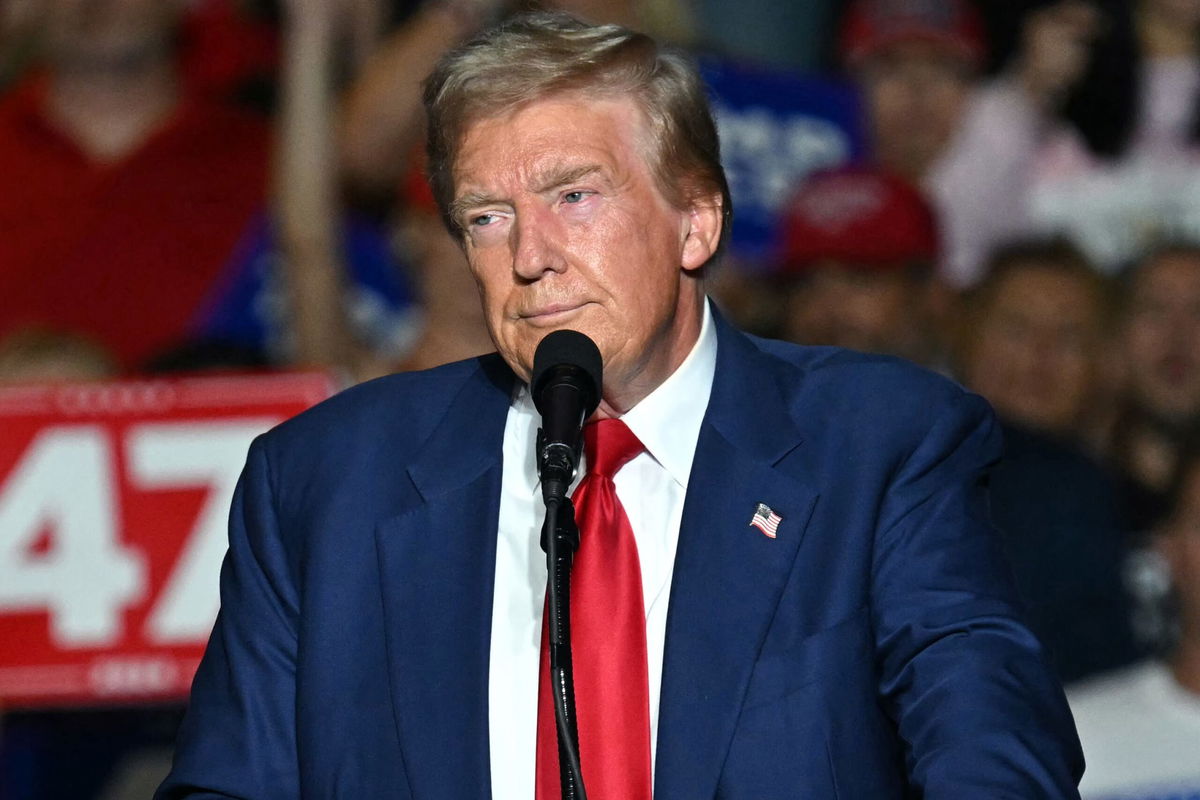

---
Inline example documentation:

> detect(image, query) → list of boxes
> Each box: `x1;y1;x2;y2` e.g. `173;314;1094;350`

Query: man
0;0;270;370
774;166;946;368
958;239;1111;441
955;240;1139;685
839;0;996;291
159;12;1083;798
1107;244;1200;657
840;0;985;184
1112;245;1200;533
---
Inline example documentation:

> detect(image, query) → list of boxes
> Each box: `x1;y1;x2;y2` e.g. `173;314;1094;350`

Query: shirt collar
510;300;717;491
618;300;716;489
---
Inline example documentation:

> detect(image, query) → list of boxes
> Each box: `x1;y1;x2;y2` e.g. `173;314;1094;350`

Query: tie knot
583;419;644;479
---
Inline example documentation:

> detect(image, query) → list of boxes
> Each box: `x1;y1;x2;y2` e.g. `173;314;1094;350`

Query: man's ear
681;192;724;273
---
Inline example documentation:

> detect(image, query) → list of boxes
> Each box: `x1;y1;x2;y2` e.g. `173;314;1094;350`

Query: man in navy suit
158;12;1084;799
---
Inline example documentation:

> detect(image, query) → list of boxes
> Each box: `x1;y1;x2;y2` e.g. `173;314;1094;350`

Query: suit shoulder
738;337;998;467
750;337;982;418
259;355;503;456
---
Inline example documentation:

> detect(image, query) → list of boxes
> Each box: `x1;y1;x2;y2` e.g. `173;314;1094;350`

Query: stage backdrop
0;373;333;708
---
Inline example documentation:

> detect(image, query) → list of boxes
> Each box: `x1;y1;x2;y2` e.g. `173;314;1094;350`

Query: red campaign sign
0;373;335;708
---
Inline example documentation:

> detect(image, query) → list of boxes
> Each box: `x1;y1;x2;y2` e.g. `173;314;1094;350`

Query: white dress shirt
488;303;717;798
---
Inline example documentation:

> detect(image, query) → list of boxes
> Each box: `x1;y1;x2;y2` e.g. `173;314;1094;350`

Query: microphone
532;329;602;504
532;329;599;799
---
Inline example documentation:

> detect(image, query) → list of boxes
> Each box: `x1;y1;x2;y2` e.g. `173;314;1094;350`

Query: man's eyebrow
531;164;603;194
448;165;604;223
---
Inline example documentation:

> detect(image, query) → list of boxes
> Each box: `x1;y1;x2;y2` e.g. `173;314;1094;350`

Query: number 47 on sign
0;374;331;706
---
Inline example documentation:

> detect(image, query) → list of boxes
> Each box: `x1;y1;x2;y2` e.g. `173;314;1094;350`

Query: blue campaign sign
701;58;867;267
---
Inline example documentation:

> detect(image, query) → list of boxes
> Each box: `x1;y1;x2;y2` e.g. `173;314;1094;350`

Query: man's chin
502;324;608;387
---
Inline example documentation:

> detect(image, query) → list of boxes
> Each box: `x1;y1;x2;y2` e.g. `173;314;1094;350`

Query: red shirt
0;76;270;370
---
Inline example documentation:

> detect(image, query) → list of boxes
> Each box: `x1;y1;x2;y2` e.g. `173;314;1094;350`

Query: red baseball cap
777;167;940;273
840;0;987;69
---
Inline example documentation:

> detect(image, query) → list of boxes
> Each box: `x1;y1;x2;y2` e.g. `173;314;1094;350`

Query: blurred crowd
2;0;1200;797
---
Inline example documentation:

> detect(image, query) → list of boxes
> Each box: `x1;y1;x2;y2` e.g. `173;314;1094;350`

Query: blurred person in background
773;166;948;369
0;0;417;379
1111;243;1200;534
956;239;1141;683
1069;436;1200;798
1098;243;1200;662
838;0;1031;294
0;0;272;372
839;0;987;185
935;0;1200;286
957;238;1112;443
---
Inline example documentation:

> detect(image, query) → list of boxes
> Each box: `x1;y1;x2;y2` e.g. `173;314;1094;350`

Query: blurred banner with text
701;58;866;267
0;373;334;708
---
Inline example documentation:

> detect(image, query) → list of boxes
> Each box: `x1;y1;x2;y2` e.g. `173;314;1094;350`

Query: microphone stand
532;330;600;800
541;495;587;800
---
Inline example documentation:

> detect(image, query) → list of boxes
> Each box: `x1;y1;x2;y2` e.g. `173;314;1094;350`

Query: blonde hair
422;11;731;251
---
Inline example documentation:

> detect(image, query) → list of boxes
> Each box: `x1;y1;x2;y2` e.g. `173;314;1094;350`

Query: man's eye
470;213;497;227
563;191;586;204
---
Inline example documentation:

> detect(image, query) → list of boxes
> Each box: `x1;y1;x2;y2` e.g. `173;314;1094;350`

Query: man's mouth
518;303;588;324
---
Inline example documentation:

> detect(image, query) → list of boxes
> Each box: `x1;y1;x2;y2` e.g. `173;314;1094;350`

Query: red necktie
535;418;653;800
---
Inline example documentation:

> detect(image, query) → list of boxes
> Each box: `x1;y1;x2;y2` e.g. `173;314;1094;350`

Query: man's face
859;41;972;180
781;263;930;363
451;92;720;412
1123;253;1200;427
963;265;1101;434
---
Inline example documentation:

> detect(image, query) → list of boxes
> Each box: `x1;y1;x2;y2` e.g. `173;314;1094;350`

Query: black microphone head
531;329;602;418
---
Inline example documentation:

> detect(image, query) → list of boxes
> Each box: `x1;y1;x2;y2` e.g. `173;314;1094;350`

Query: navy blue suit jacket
158;315;1083;799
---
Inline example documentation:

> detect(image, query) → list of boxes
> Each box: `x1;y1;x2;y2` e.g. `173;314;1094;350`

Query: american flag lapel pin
749;503;782;539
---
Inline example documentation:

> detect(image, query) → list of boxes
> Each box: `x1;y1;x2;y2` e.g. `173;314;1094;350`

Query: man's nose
511;204;567;280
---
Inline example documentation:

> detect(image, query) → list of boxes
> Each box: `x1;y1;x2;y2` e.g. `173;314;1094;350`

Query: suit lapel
656;319;820;800
374;356;514;800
